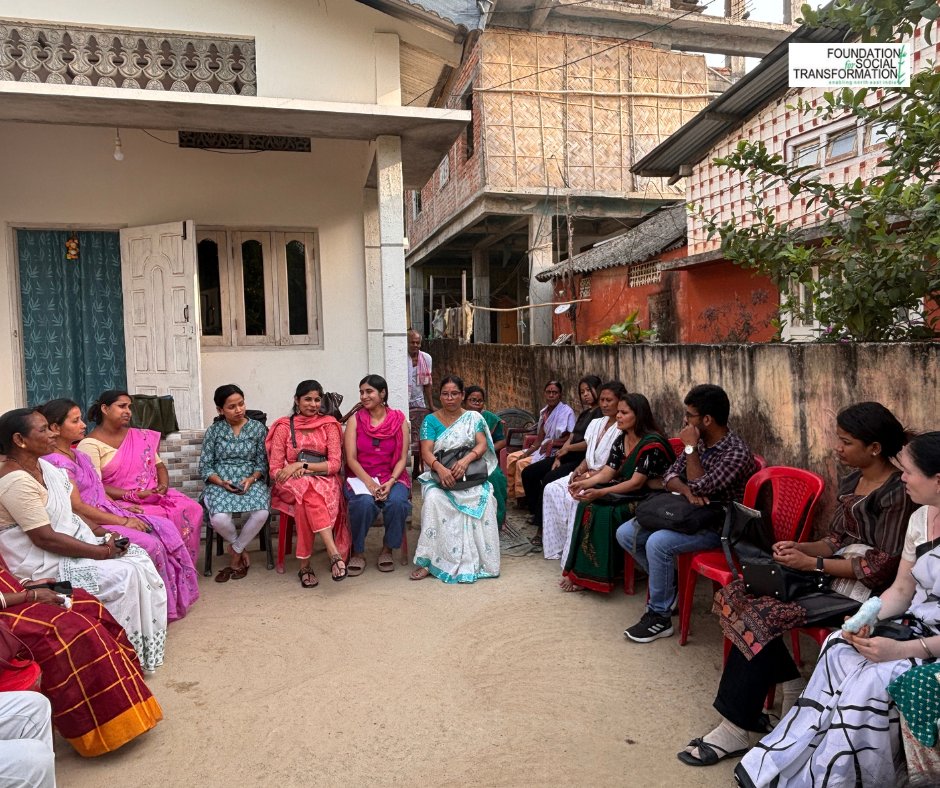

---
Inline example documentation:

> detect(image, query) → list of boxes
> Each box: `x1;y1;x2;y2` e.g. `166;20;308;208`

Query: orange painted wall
676;263;779;343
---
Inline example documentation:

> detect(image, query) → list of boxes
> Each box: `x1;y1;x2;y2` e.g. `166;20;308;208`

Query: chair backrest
496;408;537;432
752;454;767;473
742;466;825;543
668;437;685;456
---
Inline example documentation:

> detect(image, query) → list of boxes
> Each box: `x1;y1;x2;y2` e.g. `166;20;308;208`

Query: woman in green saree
561;392;674;593
464;386;507;529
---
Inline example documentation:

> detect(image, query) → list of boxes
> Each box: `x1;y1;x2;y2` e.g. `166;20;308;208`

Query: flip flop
676;738;747;767
330;554;347;582
214;567;235;583
298;567;318;588
410;566;431;581
347;556;366;577
377;553;395;572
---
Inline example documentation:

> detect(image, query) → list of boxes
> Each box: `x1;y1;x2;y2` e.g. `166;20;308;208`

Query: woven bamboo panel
484;31;511;64
594;132;622;161
565;102;592;132
487;156;517;188
568;165;595;189
510;34;538;66
542;128;564;159
631;49;660;80
540;100;564;128
481;62;511;90
516;156;546;187
511;95;541;124
593;95;619;114
566;131;593;165
538;63;563;91
510;64;539;91
487;124;515;157
591;46;620;79
515;126;544;157
482;93;513;126
595;166;623;191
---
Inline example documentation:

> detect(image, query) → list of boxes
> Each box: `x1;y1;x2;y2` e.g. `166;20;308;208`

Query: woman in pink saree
41;399;199;622
75;390;203;565
266;380;350;588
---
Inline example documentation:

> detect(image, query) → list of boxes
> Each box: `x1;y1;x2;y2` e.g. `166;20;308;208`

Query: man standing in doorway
408;329;433;475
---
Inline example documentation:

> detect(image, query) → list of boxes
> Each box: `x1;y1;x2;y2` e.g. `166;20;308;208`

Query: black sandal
676;738;746;767
330;554;347;582
298;567;318;588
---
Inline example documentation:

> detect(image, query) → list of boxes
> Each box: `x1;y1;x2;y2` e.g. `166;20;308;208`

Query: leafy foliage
698;0;939;341
588;310;656;344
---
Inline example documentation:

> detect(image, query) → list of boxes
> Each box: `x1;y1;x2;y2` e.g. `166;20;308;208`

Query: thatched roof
535;204;687;282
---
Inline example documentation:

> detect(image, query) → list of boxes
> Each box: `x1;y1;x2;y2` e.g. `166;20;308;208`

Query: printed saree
0;564;162;756
562;433;673;593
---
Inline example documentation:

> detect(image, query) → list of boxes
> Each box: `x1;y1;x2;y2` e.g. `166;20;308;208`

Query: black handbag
738;557;829;601
431;446;488;491
289;415;328;475
635;491;726;535
588;484;648;507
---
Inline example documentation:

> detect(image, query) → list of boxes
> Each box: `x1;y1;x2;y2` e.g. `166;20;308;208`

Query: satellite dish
554;303;572;315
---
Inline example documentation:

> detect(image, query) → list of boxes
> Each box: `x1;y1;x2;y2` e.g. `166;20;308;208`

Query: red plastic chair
0;659;41;692
677;466;825;645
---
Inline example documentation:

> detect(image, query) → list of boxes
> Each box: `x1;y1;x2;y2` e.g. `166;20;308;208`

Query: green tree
699;0;939;341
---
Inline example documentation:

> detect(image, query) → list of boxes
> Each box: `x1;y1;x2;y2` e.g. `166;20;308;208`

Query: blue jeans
345;482;412;554
616;517;721;616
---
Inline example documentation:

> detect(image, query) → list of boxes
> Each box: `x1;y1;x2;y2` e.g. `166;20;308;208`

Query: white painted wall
0;0;456;103
0;121;376;424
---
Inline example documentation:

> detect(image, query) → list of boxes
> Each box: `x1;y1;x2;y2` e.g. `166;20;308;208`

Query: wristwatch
683;444;696;455
815;556;825;574
302;462;309;471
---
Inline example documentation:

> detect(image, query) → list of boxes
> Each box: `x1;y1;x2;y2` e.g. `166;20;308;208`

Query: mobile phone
51;581;73;596
114;536;130;550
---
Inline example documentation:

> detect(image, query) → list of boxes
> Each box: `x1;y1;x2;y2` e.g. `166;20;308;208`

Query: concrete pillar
408;265;424;334
647;0;670;9
783;0;802;24
374;135;408;414
725;55;746;80
362;188;385;374
471;249;490;343
528;212;555;345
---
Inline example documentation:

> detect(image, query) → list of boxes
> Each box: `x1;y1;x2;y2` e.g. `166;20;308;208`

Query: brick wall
688;24;940;255
159;429;206;499
426;339;939;526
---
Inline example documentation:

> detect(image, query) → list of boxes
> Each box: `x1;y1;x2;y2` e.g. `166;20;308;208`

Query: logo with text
789;43;911;88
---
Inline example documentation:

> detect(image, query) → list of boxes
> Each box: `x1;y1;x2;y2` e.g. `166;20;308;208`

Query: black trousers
713;637;801;731
520;454;584;525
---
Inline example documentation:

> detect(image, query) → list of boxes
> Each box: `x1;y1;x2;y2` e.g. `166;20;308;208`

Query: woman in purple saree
41;399;199;622
75;391;203;567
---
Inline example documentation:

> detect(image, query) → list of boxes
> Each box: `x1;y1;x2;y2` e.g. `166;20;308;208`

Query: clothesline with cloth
429;298;592;342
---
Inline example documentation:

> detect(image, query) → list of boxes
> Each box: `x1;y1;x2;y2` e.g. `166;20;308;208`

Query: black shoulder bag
431;446;488;491
290;415;327;474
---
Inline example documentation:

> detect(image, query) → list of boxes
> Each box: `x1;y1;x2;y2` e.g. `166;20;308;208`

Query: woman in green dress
561;392;674;593
464;386;507;529
199;384;270;582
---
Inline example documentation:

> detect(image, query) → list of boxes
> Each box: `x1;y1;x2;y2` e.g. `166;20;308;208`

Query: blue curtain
17;230;127;410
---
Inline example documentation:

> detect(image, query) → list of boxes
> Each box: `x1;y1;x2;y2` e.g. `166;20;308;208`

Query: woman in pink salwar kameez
75;390;203;566
41;399;199;622
266;380;350;588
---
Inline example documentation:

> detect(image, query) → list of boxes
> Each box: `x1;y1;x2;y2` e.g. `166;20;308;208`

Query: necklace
6;456;44;486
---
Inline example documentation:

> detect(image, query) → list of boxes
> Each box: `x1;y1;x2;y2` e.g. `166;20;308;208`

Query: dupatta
99;428;161;492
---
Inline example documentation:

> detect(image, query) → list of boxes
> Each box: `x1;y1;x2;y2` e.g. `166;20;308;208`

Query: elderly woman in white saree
541;381;624;563
0;408;167;671
411;376;500;584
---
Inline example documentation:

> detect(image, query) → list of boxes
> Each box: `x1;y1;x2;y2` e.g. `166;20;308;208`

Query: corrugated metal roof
631;22;850;179
535;204;687;282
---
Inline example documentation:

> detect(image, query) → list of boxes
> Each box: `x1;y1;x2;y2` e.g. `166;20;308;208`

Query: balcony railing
0;19;256;95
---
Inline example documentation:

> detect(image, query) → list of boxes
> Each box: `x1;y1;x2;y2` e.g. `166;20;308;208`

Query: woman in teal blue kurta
199;385;270;581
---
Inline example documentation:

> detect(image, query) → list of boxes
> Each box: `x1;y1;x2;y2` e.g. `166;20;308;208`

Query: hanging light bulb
113;129;124;162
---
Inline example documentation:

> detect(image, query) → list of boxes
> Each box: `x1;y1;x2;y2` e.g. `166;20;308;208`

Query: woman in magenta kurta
41;398;199;622
75;390;203;565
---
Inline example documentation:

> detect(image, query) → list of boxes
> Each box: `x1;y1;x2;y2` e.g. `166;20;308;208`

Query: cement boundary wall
426;340;939;526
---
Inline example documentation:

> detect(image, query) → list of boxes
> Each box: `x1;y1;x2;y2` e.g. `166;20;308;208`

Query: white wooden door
120;221;203;430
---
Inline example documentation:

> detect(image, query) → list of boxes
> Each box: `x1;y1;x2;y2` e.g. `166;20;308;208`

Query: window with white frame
866;119;898;149
781;269;820;342
790;139;819;168
197;228;321;347
411;190;422;217
439;155;450;189
825;127;859;162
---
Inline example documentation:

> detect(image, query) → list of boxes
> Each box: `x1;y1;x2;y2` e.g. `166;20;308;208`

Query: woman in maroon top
343;375;412;575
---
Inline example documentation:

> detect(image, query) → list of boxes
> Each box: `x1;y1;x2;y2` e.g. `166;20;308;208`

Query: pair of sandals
298;554;347;588
347;553;395;576
677;737;747;767
215;561;249;583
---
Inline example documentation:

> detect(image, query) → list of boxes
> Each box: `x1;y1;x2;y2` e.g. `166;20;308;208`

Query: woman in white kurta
411;376;499;584
737;431;940;788
541;382;624;562
0;408;167;671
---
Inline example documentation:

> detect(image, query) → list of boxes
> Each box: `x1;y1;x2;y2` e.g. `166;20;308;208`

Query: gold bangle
920;638;935;659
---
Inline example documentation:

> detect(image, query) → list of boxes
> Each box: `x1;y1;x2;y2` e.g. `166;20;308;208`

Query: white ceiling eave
0;81;469;188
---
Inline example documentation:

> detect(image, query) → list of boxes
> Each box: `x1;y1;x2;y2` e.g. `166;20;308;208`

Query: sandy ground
55;502;749;788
